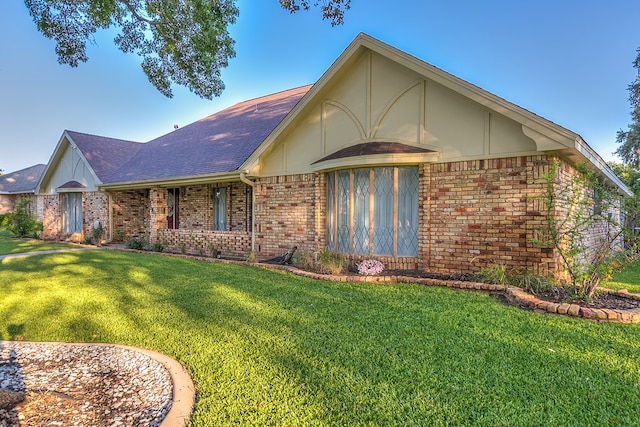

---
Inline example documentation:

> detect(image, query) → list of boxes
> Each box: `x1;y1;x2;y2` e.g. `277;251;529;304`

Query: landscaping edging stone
110;246;640;323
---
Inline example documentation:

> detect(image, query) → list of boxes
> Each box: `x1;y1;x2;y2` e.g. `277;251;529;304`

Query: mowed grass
608;260;640;293
1;250;640;426
0;228;75;255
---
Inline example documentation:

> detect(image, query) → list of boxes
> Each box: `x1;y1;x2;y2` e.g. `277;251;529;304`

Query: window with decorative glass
61;192;83;234
213;187;227;231
326;166;419;256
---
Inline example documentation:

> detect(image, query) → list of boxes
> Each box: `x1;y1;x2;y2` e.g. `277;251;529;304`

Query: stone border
117;344;195;427
0;341;195;427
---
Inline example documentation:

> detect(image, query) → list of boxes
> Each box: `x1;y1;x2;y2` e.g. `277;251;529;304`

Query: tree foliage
615;47;640;167
24;0;349;99
279;0;350;25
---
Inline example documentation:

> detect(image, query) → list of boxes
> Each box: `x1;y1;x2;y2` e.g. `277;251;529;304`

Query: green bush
124;239;146;250
91;223;104;246
317;247;345;275
146;242;164;252
112;230;127;242
475;262;551;294
6;198;43;238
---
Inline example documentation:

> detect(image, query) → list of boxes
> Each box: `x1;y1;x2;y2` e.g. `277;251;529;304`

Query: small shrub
147;242;164;252
112;230;127;242
207;242;218;258
91;223;104;246
475;263;509;285
179;242;187;254
81;235;94;245
512;270;552;294
293;249;314;270
475;262;551;294
125;239;146;250
357;259;385;276
246;250;257;263
317;247;345;275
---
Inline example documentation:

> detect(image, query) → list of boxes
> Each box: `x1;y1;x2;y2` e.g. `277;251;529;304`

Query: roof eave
572;136;632;197
97;171;247;191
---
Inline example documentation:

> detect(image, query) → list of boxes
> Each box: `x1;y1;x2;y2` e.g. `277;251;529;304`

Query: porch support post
239;173;256;251
149;187;167;243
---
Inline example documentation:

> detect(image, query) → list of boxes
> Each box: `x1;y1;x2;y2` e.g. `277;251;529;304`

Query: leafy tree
615;47;640;167
609;161;640;248
279;0;350;25
24;0;350;99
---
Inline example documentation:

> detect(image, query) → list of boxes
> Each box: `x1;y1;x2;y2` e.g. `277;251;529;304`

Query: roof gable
37;130;142;194
0;164;46;194
241;33;630;196
66;130;144;181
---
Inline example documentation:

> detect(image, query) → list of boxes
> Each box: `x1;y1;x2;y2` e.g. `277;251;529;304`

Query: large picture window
326;166;419;256
62;192;82;234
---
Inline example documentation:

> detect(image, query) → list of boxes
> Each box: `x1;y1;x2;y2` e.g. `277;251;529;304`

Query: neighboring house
38;33;631;276
0;164;46;215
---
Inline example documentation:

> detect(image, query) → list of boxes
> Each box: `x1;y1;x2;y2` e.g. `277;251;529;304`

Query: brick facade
31;154;622;277
40;192;109;242
111;190;150;240
41;194;60;240
249;155;622;277
0;194;16;214
156;229;251;259
83;192;109;240
110;183;253;258
425;155;556;275
254;173;325;259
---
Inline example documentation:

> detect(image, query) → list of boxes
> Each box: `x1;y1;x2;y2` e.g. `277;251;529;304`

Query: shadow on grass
1;250;640;425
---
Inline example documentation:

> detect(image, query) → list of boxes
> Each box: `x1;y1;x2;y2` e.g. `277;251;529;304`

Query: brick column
149;187;168;243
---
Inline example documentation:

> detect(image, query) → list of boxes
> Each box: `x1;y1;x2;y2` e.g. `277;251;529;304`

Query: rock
0;389;25;410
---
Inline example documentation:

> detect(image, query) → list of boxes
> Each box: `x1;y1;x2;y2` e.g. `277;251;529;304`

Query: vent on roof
173;124;179;130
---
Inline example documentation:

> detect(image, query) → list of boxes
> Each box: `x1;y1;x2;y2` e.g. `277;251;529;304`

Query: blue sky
1;0;639;173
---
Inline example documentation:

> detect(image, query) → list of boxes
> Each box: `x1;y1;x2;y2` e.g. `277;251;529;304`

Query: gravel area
0;342;173;426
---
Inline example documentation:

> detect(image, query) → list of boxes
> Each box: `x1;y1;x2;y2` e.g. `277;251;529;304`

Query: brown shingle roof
313;142;434;164
0;164;46;194
103;85;312;184
66;131;144;181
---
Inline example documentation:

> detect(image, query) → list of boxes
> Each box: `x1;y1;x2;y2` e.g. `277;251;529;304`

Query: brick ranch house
30;33;630;276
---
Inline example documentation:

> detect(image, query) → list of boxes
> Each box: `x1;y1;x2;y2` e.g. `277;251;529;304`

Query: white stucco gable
37;131;102;195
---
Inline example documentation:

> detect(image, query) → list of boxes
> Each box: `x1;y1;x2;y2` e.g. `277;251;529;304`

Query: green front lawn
1;250;640;426
608;260;640;293
0;228;75;255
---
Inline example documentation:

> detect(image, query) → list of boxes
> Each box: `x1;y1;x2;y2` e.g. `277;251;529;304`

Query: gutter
97;171;245;191
574;136;633;197
239;172;256;252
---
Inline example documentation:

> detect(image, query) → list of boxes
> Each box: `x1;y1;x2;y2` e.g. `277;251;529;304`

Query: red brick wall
0;194;16;214
178;182;252;232
156;228;251;259
83;192;109;240
254;173;324;259
425;155;555;275
41;194;60;240
111;190;150;240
